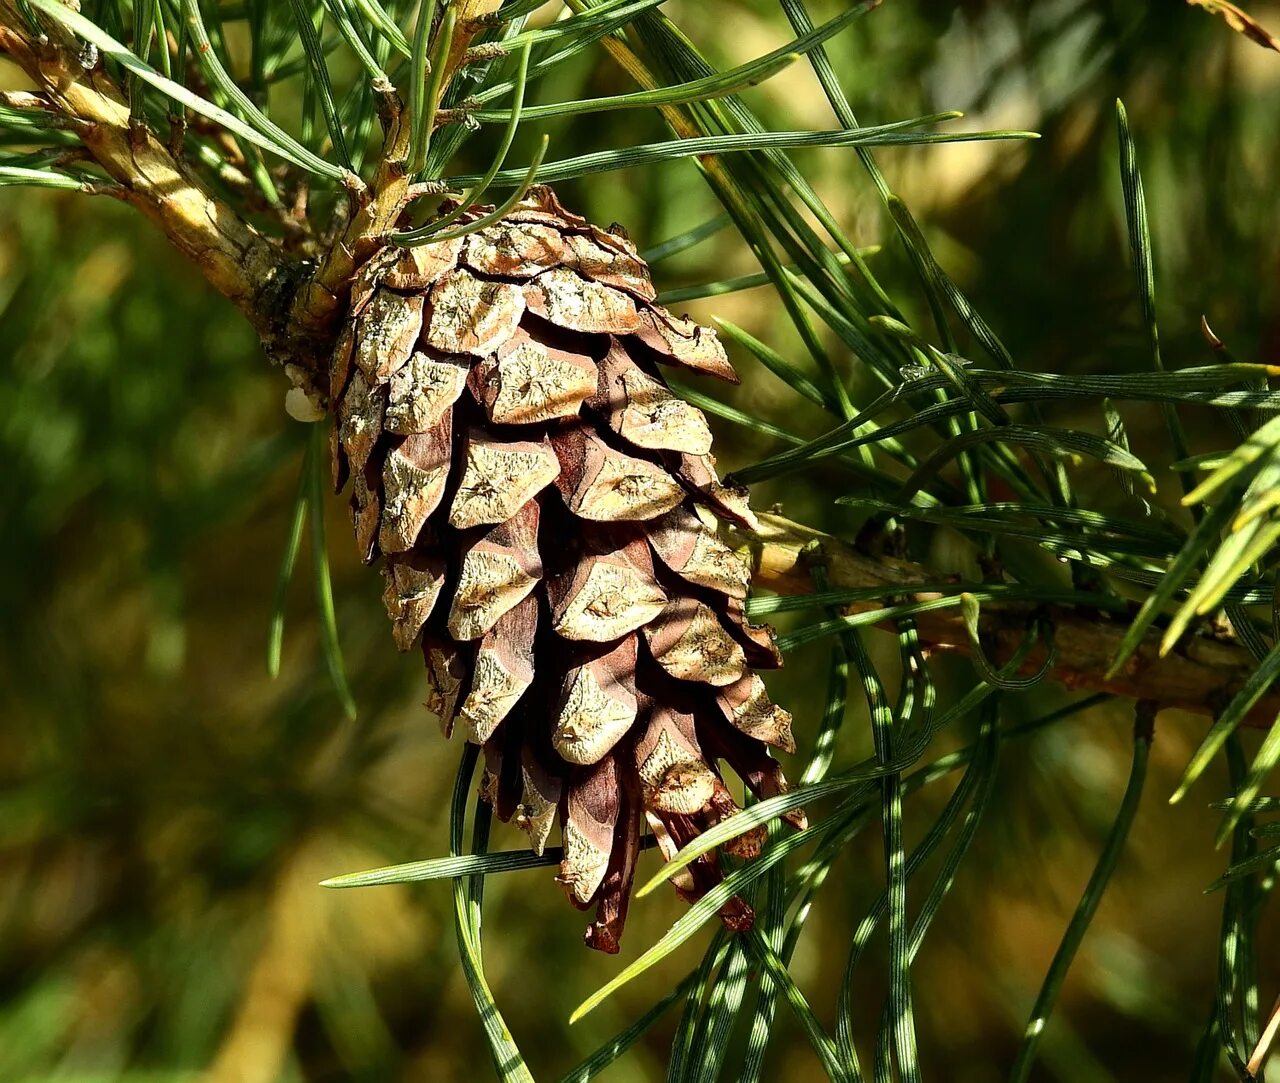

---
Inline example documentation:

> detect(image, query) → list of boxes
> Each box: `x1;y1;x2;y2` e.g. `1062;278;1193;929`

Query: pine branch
0;3;308;360
1;3;1271;736
0;2;437;392
738;513;1280;727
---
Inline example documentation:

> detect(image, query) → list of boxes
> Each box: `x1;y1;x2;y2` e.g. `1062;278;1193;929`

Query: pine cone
331;187;800;952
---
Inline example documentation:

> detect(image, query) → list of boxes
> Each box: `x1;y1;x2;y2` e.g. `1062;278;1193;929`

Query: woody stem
737;513;1279;727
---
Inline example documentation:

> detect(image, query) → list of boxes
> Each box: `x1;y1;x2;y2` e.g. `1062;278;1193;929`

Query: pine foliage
2;1;1279;1080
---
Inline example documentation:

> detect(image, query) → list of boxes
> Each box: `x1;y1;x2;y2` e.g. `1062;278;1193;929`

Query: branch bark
0;6;315;362
738;513;1279;727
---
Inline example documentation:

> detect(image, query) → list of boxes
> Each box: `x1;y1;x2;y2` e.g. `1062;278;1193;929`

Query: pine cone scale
447;501;543;640
425;269;525;355
552;635;639;766
385;350;468;435
446;431;558;530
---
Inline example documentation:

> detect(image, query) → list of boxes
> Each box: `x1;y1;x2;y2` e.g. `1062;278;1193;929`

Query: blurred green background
3;1;1280;1080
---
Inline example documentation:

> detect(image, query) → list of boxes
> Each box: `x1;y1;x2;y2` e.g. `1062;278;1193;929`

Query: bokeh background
4;1;1280;1080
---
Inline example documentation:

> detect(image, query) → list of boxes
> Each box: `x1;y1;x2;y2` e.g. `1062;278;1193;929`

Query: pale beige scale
717;673;796;753
649;508;751;598
461;649;530;745
557;819;611;906
515;767;560;856
354;290;424;383
379;442;450;553
573;448;685;522
609;364;714;455
637;726;699;794
480;336;597;425
463;221;568;278
448;549;539;640
448;436;559;529
647;602;748;686
565;232;656;302
385;351;469;434
635;308;737;382
553;666;637;765
382;236;465;291
649;761;720;815
336;369;382;479
524;266;643;334
425;269;525;355
553;560;666;642
381;560;446;652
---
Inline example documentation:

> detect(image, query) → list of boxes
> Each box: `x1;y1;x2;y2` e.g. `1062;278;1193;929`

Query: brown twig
1248;990;1280;1079
0;8;309;352
737;513;1280;727
288;0;505;346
